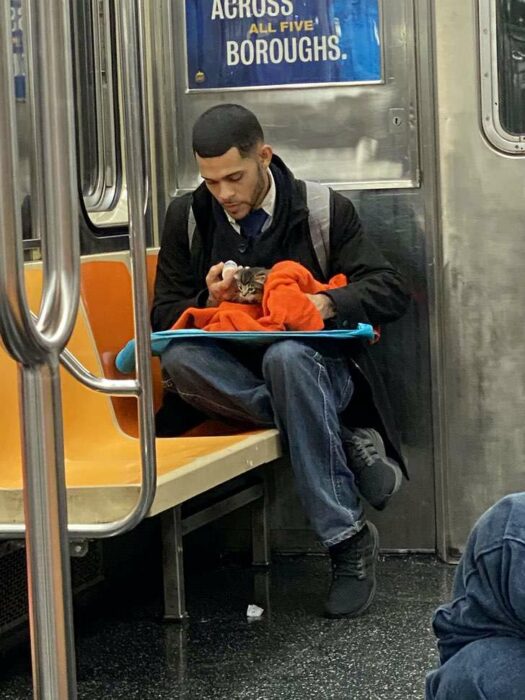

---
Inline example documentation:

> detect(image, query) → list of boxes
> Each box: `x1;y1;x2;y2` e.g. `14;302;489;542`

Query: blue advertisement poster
11;0;26;100
185;0;382;90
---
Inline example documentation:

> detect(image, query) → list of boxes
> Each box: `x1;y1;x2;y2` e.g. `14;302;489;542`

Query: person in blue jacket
426;492;525;699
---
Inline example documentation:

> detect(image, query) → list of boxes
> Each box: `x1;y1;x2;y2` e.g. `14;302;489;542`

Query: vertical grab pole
117;0;157;491
23;0;79;692
20;361;77;700
0;1;79;697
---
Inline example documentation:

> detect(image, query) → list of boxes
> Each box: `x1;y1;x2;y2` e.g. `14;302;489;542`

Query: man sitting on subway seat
151;104;410;618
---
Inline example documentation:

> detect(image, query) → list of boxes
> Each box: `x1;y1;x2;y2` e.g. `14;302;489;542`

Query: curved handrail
28;309;141;396
0;0;157;541
31;305;139;395
59;346;139;396
0;2;79;362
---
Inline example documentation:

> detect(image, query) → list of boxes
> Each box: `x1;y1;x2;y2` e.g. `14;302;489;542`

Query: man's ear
259;144;273;168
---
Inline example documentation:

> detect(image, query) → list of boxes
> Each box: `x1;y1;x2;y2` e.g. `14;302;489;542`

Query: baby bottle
222;260;239;281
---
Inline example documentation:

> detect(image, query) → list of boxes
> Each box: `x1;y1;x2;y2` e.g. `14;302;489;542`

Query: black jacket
152;156;411;473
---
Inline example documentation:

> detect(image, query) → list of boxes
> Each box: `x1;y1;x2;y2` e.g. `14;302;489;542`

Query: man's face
196;144;272;221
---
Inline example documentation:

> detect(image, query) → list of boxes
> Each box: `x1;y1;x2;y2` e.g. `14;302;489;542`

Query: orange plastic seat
0;265;281;525
80;255;162;437
80;252;245;438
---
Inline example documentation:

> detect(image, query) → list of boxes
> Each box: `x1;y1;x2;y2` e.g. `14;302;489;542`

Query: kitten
233;266;269;304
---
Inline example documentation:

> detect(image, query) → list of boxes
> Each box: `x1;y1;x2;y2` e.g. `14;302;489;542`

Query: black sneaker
325;522;379;619
342;427;403;511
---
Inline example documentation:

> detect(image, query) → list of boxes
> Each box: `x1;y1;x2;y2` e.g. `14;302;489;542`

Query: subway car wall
11;0;525;558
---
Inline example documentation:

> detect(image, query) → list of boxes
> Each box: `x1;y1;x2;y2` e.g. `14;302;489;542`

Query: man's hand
206;263;238;307
306;293;336;320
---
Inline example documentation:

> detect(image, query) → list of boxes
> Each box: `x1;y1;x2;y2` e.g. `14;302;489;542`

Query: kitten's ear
254;270;268;284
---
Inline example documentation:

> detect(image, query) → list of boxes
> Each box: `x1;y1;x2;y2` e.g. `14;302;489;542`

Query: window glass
71;0;127;228
73;1;99;202
496;0;525;135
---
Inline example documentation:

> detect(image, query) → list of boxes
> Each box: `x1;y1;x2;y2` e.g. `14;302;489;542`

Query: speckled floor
0;555;455;700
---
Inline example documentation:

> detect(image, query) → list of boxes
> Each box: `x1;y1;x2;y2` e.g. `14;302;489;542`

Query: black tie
239;209;269;240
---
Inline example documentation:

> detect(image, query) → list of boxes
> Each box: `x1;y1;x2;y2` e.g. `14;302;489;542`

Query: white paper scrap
246;604;264;618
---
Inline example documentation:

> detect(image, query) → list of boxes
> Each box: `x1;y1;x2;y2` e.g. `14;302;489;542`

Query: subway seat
0;253;281;526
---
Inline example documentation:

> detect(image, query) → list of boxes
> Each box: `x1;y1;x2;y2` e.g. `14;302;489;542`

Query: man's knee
161;341;223;387
262;340;315;380
161;340;201;373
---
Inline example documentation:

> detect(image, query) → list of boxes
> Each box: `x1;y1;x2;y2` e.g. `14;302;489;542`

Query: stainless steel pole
0;0;79;696
117;0;157;522
20;361;77;699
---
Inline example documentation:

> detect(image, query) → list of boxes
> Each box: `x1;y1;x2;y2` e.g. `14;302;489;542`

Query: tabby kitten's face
233;267;269;304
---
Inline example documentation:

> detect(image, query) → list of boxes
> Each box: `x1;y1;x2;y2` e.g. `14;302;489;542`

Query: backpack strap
304;180;331;279
187;201;197;254
186;182;331;277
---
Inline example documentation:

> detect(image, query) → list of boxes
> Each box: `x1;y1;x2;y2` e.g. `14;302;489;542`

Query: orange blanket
172;261;347;332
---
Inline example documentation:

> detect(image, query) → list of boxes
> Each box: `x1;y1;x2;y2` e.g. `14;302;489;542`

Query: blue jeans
161;339;365;547
426;493;525;699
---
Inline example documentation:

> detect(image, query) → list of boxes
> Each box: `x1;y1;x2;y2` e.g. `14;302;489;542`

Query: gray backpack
187;180;331;278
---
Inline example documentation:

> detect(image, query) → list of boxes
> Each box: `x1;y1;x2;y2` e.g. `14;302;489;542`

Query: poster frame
183;0;385;93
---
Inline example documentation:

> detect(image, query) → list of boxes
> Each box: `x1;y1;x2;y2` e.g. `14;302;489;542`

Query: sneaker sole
324;522;379;619
371;459;404;511
351;428;404;511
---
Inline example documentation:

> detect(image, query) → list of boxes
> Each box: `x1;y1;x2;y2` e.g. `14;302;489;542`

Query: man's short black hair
192;104;264;158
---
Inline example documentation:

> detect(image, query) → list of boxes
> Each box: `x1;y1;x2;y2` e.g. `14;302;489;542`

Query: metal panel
433;0;525;555
145;0;419;215
142;0;436;551
413;0;445;558
351;189;435;550
142;0;179;240
220;188;436;553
